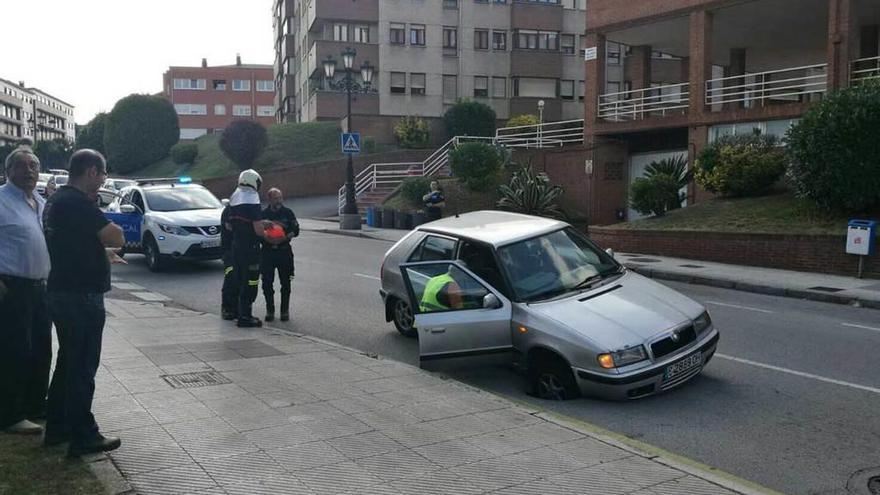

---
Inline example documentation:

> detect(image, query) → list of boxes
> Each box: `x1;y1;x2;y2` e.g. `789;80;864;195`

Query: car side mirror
120;204;136;214
221;198;230;206
482;293;502;310
605;248;615;259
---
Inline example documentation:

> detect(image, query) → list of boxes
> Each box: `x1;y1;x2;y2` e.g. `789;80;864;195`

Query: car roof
417;210;567;247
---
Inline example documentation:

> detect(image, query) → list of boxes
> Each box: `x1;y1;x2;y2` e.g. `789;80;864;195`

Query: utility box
846;219;877;256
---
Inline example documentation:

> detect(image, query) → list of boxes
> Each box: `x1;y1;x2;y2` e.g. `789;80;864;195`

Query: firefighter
219;204;239;320
260;187;299;322
419;266;464;313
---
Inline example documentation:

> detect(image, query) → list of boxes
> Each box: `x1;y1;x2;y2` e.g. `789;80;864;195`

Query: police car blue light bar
178;176;193;184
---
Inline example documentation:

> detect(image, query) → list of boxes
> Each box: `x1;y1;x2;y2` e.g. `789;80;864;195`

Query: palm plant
643;155;690;211
497;163;565;219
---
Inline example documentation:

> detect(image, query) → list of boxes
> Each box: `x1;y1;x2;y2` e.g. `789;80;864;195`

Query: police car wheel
392;298;417;338
144;237;166;272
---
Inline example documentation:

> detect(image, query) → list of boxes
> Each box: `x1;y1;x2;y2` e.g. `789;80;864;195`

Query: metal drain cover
162;371;231;389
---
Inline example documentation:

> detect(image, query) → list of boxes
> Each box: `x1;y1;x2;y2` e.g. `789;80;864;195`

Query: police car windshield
144;186;222;212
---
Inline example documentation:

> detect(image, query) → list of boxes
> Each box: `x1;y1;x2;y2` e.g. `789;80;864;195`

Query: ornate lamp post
323;47;375;230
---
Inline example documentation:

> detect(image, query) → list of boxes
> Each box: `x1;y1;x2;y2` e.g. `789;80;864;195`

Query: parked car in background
379;211;719;400
98;177;137;206
36;173;53;197
49;168;68;176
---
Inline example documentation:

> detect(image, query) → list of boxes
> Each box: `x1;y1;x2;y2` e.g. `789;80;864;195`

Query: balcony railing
706;63;827;108
598;83;690;122
495;119;584;148
852;56;880;83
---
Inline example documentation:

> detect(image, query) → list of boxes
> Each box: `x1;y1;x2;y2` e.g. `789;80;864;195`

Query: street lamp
323;47;375;230
537;99;545;148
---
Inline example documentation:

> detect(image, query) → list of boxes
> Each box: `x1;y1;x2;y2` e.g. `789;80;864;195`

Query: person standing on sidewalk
422;180;446;222
43;149;124;456
220;204;240;320
260;187;299;322
0;141;52;436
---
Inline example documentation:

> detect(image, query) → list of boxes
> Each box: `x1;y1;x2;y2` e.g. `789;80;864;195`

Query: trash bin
381;209;395;229
411;211;427;227
394;212;412;230
846;219;877;256
365;206;375;228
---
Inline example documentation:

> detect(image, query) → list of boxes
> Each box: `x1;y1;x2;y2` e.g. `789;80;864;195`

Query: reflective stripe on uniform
224;267;233;275
248;279;259;286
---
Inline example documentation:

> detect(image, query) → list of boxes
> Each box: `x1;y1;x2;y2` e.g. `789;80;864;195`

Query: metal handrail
705;63;827;105
852;56;880;82
494;119;584;148
598;83;690;121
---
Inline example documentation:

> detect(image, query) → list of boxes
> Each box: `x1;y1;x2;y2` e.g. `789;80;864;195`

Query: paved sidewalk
89;298;767;495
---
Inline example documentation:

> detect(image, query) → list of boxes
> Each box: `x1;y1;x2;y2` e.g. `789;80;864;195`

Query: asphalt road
111;228;880;495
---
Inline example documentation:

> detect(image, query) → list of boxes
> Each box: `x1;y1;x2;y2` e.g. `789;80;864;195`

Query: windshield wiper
573;274;604;291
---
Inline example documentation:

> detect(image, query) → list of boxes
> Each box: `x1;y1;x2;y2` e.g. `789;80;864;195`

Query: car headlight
694;311;712;334
597;345;648;369
157;223;189;236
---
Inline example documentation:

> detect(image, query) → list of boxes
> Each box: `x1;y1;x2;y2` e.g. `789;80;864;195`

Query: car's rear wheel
392;298;417;338
144;236;167;272
530;353;580;401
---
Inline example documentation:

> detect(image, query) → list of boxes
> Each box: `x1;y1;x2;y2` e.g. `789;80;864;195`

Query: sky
2;0;274;125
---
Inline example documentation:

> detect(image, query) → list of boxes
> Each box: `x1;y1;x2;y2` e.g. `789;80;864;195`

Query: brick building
0;77;75;146
162;57;276;140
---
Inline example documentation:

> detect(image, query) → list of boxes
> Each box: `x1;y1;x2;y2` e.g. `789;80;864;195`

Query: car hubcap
396;301;413;329
538;373;566;400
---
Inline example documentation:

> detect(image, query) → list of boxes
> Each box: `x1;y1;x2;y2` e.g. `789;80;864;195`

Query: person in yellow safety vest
419;270;464;312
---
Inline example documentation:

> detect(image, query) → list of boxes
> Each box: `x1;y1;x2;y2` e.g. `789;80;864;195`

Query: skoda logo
208;226;219;235
670;331;680;343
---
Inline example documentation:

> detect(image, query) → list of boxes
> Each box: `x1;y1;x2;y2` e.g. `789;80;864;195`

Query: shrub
645;155;690;192
104;94;179;174
449;141;501;192
220;120;269;171
75;112;108;155
506;114;539;128
630;174;683;217
399;177;433;204
787;81;880;211
394;116;431;149
694;133;786;197
33;139;74;171
170;142;199;165
443;100;496;139
497;163;564;219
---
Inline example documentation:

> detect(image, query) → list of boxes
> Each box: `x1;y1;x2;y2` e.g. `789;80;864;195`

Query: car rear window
409;235;457;262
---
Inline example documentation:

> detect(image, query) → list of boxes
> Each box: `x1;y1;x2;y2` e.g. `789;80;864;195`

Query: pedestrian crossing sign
341;132;361;154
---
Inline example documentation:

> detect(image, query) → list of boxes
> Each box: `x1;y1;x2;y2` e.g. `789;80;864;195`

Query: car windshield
112;179;135;190
497;228;621;302
144;186;222;212
54;175;68;185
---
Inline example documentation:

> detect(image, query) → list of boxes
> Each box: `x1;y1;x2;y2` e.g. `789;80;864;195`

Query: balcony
308;0;378;32
510;50;563;78
307;40;379;79
852;56;880;83
511;1;563;31
309;90;379;120
598;82;689;122
706;64;827;109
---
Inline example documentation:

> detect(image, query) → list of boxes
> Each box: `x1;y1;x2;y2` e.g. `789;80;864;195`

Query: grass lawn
383;177;500;214
0;435;105;494
610;193;874;235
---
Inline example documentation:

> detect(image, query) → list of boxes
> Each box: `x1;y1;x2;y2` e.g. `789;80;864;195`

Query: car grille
183;225;221;236
651;325;696;359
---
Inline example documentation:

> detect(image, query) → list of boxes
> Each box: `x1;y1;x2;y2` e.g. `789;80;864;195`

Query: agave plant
643;155;690;211
497;163;565;219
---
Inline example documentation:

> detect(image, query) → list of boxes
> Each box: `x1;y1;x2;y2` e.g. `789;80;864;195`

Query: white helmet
238;169;262;191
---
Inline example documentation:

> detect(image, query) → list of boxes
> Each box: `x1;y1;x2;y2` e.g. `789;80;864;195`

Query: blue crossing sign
341;132;361;154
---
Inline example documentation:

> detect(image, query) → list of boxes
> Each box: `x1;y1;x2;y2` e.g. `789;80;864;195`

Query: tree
393;116;431;149
443;100;496;138
506;114;539;128
171;142;199;166
104;95;179;174
219;120;269;171
75;112;108;155
33;138;74;171
497;163;564;219
449;141;502;192
787;81;880;212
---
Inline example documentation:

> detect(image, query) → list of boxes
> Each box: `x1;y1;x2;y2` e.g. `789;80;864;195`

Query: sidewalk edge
86;454;135;495
301;226;393;243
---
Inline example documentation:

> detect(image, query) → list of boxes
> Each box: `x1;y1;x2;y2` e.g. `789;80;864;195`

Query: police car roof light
178;176;193;184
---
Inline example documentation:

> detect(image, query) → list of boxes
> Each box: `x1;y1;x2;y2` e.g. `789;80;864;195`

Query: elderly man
260;188;299;322
0;141;52;435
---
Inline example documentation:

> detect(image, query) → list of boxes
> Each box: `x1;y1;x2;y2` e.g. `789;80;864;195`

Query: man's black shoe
280;312;289;322
236;317;263;328
43;432;70;447
265;311;275;322
221;309;238;321
68;435;121;457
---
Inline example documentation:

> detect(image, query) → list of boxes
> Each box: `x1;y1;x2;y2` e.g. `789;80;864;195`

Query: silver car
379;211;719;400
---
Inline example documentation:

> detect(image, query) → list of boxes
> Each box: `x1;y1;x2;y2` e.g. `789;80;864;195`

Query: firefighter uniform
260;204;299;321
227;177;264;328
220;206;239;320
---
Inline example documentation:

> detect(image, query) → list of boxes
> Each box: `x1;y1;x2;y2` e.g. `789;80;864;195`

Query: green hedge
104;95;179;174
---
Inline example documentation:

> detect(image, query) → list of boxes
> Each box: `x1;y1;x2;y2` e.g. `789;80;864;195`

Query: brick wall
589;227;880;278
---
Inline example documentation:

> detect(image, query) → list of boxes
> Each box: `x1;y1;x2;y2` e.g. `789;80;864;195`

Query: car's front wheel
143;236;167;272
392;297;417;338
530;353;580;400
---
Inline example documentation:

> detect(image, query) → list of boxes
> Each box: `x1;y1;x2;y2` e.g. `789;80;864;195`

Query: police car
104;177;225;271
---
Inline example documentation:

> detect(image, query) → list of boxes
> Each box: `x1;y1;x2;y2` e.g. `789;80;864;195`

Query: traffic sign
341;132;361;154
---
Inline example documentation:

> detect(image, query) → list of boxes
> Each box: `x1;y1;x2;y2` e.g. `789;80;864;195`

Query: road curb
85;454;135;495
301;226;394;243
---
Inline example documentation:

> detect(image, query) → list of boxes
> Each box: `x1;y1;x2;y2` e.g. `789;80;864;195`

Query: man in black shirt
219;206;239;320
260;188;299;322
42;149;124;457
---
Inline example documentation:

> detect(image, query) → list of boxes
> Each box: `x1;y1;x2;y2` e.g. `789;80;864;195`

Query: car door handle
428;327;446;334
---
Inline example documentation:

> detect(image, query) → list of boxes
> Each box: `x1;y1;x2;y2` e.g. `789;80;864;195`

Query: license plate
201;239;221;249
663;352;702;381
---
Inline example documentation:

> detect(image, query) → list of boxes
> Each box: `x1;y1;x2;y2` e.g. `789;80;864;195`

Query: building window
256;80;275;92
474;76;488;98
492;77;506;98
233;105;252;116
410;24;426;46
515;30;559;51
214;104;226;115
606;81;620;95
443;75;458;103
391;72;407;94
560;80;575;100
213;79;227;90
443;0;458;8
579;80;585;101
513;77;556;98
411;73;426;95
333;23;348;42
561;34;575;55
257;106;275;117
390;23;406;44
492;31;507;51
474;30;489;50
443;28;458;49
607;42;621;65
174;104;207;115
173;79;206;90
353;25;369;43
233;80;251;91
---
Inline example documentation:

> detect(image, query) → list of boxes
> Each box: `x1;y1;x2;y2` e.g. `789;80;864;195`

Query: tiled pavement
93;298;760;495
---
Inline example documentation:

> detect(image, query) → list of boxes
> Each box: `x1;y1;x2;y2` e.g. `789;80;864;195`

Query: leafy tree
399;177;433;204
33;138;74;171
219;120;269;171
630;174;683;217
75;112;108;155
443;100;496;139
506;114;539;128
104;95;179;174
449;141;501;192
170;142;199;165
694;132;785;198
787;81;880;211
394;116;431;149
497;163;564;219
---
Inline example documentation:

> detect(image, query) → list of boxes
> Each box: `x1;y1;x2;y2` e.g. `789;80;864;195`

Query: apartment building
581;0;880;224
0;78;75;146
273;0;622;135
162;57;276;140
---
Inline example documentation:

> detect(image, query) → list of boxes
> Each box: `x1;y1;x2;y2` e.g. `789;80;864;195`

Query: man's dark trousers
44;292;105;445
0;276;51;428
234;244;261;319
221;250;239;316
261;244;294;314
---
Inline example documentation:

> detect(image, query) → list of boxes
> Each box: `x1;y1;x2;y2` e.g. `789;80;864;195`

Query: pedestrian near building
220;205;240;320
261;187;299;322
0;141;53;436
423;180;446;222
43;149;125;456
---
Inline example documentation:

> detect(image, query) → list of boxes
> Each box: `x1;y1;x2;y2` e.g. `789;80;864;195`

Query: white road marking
354;273;381;281
705;301;774;314
841;323;880;333
716;354;880;396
